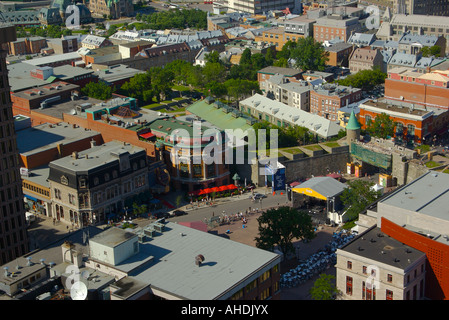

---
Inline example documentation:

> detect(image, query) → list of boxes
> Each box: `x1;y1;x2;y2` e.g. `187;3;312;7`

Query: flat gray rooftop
50;140;145;172
380;171;449;222
16;122;101;156
127;221;280;300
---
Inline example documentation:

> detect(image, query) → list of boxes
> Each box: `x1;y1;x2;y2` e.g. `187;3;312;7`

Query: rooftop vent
195;254;205;267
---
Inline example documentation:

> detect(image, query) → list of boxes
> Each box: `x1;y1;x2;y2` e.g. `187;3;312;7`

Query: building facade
89;0;134;19
310;83;362;121
313;15;362;43
149;118;231;192
349;47;384;73
336;226;427;300
0;26;30;265
48;141;149;227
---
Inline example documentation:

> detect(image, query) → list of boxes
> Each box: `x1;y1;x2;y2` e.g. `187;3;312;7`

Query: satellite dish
70;109;77;115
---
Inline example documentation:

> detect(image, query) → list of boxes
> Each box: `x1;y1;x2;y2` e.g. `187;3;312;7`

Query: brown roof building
349;47;385;73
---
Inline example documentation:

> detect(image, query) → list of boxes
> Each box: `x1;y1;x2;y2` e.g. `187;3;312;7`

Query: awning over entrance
139;132;155;139
292;176;347;201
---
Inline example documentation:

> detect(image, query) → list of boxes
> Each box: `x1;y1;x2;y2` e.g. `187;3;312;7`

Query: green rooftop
187;99;254;140
346;111;361;131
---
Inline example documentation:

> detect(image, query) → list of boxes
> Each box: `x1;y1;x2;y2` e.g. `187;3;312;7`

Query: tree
120;72;154;103
310;274;340;300
81;81;112;100
255;206;315;255
421;45;441;57
365;112;397;139
290;37;328;71
335;68;387;91
340;180;381;221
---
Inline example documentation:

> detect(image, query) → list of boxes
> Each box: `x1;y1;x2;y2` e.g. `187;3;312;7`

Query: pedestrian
53;218;55;225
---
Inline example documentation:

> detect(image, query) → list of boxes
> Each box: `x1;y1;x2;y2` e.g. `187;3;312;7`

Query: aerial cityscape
0;0;448;306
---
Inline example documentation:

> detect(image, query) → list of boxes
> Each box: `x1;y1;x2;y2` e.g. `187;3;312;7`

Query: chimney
72;151;78;159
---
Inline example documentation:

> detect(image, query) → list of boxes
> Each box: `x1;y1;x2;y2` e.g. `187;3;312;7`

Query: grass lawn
425;160;441;168
323;142;340;148
304;144;323;151
280;147;303;155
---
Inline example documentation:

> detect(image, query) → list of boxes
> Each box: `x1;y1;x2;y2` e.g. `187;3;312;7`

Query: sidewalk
27;214;73;251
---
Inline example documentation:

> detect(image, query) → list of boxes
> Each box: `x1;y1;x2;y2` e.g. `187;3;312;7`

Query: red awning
210;187;220;193
139;132;155;139
226;184;237;190
290;181;300;187
218;185;228;191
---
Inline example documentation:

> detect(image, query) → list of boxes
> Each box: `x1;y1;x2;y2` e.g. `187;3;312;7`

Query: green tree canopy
335;68;387;91
255;206;315;255
81;81;113;100
290;37;328;71
340;180;381;221
365;112;397;139
421;45;441;57
310;274;341;300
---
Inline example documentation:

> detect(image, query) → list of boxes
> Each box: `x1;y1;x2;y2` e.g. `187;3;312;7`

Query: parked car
253;193;267;200
152;212;170;219
171;210;187;217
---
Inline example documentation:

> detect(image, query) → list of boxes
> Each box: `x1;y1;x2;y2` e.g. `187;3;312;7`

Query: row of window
23;182;50;198
230;265;279;300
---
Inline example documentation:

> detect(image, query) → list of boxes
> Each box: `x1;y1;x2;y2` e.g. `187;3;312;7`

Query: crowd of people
280;230;356;288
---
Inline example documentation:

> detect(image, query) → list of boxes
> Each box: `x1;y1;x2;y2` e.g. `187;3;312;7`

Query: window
386;289;393;300
260;287;271;300
231;289;244;300
346;276;353;295
387;274;393;283
347;261;352;269
245;279;257;294
259;270;270;283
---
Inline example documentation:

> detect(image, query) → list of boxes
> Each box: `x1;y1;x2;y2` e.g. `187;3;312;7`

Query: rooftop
338;226;425;270
380;171;449;224
127;221;280;300
16;122;100;156
258;66;302;76
49;140;145;172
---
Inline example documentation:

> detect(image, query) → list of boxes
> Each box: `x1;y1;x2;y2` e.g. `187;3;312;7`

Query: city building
282;15;316;38
17;122;103;218
336;225;427;300
47;140;149;227
10;81;81;117
385;67;449;110
325;42;353;68
257;66;303;92
393;0;449;16
375;170;449;300
358;98;449;144
397;32;446;56
240;93;343;139
310;83;363;122
46;35;82;55
376;14;449;53
0;25;30;265
349;47;384;73
88;0;134;19
262;74;311;111
313;14;362;43
148;117;231;192
21;51;83;68
223;0;296;15
6;37;47;56
80;35;113;50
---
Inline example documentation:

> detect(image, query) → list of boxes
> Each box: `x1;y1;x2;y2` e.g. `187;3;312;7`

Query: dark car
152;212;170;219
171;210;187;217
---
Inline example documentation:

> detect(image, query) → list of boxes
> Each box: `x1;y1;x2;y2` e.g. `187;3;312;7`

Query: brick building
385;67;449;110
6;37;47;56
325;42;353;67
11;81;80;116
257;66;303;92
358;98;449;144
310;83;362;121
313;14;362;43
